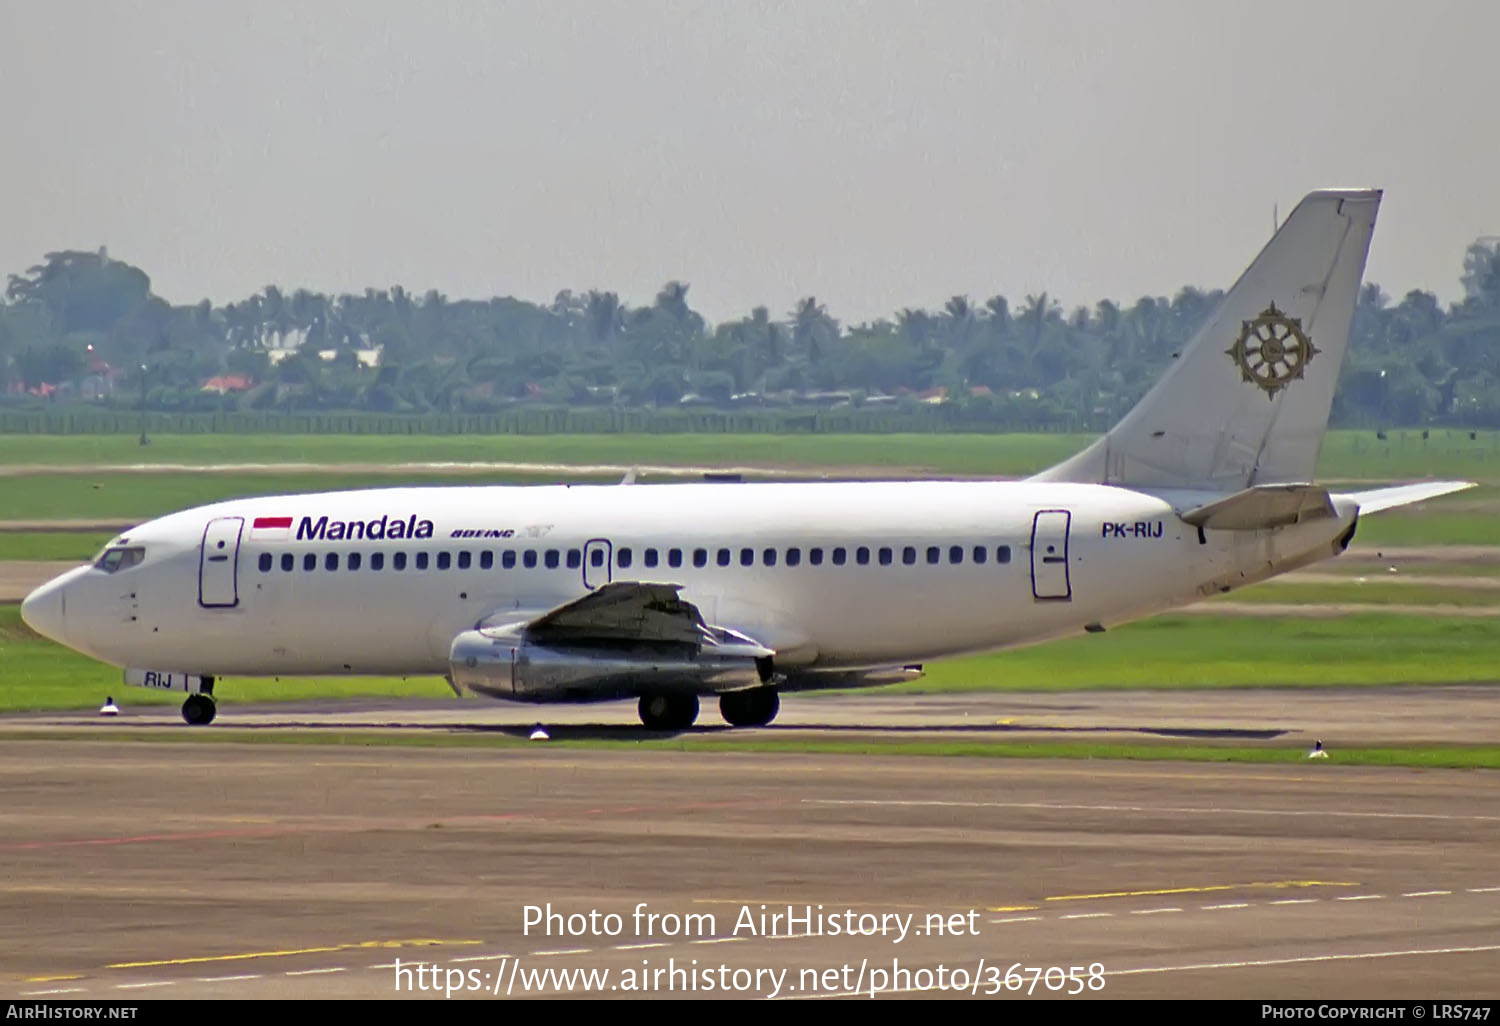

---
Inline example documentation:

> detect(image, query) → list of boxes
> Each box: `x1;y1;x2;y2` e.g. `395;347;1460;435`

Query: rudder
1035;189;1381;490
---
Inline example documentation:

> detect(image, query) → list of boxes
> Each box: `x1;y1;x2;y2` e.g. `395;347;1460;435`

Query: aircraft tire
182;694;216;726
638;692;699;731
719;688;780;727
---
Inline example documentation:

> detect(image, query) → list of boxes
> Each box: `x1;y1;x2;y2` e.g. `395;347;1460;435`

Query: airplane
19;188;1473;729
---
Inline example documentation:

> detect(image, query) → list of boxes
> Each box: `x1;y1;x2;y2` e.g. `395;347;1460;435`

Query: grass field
0;607;452;711
4;428;1500;480
1207;580;1500;607
3;604;1495;713
2;430;1496;728
1344;512;1499;547
0;532;114;561
1;430;1496;524
0;471;1490;528
0;432;1089;475
0;470;609;521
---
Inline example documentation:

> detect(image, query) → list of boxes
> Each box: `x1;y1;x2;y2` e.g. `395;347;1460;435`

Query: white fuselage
28;479;1356;689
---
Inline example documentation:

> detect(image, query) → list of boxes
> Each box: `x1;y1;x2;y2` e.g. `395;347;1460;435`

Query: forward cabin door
1030;510;1072;601
199;517;244;608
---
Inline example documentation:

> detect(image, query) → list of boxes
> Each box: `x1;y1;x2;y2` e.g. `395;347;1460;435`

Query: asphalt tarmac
2;732;1497;1000
6;686;1499;747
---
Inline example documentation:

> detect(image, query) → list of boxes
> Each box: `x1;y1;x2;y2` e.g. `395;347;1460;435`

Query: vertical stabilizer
1035;189;1381;490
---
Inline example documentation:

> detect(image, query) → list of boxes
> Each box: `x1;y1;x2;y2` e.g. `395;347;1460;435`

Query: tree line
2;238;1499;430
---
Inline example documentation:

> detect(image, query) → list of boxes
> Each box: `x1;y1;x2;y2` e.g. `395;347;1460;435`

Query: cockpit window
95;546;145;573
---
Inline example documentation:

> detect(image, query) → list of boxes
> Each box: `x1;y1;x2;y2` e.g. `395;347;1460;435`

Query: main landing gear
719;687;780;728
181;676;217;726
638;692;699;731
636;688;782;729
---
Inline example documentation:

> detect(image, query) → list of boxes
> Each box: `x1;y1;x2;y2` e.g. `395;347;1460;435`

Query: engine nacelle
449;627;768;703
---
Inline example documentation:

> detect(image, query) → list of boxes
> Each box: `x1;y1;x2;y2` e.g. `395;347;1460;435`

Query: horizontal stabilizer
1337;480;1474;515
1180;484;1336;531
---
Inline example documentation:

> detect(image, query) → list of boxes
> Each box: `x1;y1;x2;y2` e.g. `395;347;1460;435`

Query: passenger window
567;549;581;569
416;552;429;570
832;547;847;566
303;553;316;572
394;552;407;571
479;551;493;570
348;552;362;571
437;552;451;570
544;550;560;569
371;552;385;571
325;553;339;571
763;547;777;567
902;546;916;565
644;548;659;568
502;551;516;569
740;548;754;567
926;546;940;565
523;550;537;569
949;545;963;564
809;547;823;566
618;548;633;569
281;553;294;572
668;549;683;568
458;551;472;570
973;545;988;565
856;546;870;565
997;545;1012;564
693;548;708;568
879;547;893;566
786;547;801;567
591;549;605;568
258;553;272;572
716;548;731;567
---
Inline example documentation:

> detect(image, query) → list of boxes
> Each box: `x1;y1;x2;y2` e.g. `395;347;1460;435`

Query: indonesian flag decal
250;515;294;540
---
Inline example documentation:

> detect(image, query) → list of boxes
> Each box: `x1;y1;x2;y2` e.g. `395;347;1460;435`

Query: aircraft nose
20;578;67;644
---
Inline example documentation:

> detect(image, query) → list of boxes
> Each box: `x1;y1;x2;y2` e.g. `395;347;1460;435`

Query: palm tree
792;296;837;366
585;290;623;350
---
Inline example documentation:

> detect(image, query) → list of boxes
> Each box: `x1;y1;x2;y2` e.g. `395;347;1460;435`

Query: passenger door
199;517;244;608
1030;510;1072;601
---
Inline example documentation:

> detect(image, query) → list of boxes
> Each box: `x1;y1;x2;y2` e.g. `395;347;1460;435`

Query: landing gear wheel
182;693;216;726
719;688;780;727
638;692;699;731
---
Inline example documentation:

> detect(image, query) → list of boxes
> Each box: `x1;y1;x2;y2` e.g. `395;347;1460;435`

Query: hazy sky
3;0;1497;324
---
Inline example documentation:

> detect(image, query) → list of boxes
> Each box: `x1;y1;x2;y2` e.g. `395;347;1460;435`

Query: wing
520;580;773;656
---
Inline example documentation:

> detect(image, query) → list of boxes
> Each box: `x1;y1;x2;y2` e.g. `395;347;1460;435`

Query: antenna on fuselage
620;466;639;485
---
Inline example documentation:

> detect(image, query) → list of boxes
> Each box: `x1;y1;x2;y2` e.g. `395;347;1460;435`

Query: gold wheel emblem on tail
1225;302;1319;399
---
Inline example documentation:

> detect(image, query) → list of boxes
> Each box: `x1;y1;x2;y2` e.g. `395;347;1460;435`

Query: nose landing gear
180;676;217;725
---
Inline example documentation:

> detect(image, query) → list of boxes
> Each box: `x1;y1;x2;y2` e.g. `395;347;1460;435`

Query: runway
6;686;1500;747
2;737;1498;999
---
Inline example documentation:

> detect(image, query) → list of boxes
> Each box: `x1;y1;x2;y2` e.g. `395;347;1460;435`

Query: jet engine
448;624;770;703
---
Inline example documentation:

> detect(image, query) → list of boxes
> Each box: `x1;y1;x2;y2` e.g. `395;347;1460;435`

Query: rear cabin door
1030;510;1072;601
199;517;244;608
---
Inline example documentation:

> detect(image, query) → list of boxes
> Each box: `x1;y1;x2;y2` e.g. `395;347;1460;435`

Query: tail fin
1035;188;1381;490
